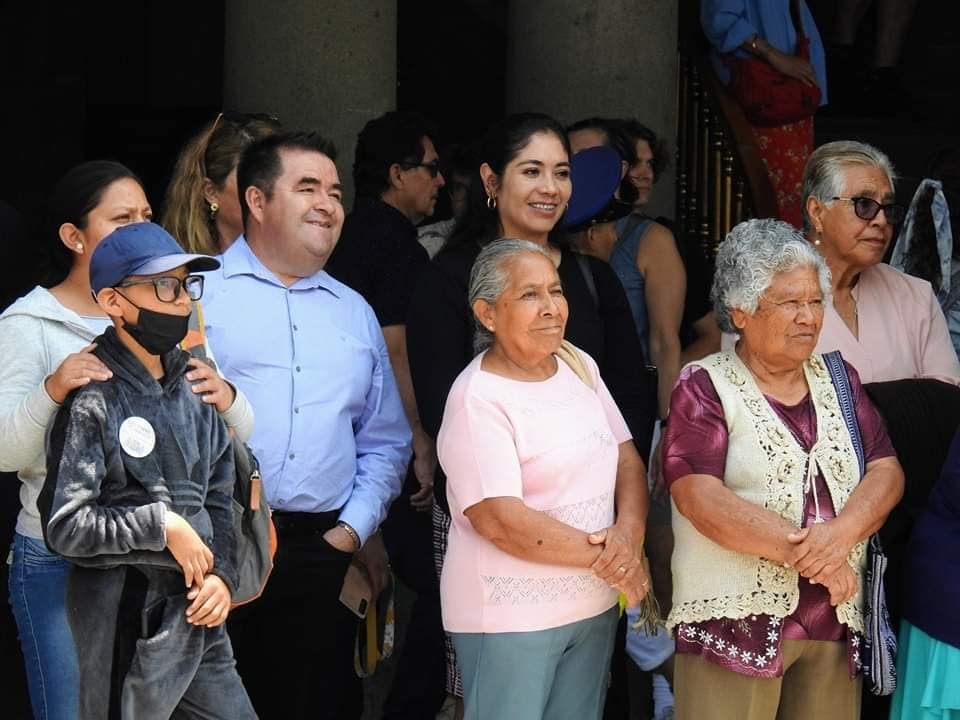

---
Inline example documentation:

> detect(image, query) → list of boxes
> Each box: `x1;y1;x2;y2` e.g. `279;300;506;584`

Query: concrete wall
507;0;679;219
223;0;397;205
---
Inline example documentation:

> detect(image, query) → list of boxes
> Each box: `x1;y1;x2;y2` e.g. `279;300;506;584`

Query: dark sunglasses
116;275;205;303
401;159;442;179
831;196;906;224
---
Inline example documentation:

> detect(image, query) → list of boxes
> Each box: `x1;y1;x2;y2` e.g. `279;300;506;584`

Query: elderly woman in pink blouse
803;140;960;383
437;239;649;720
664;219;904;720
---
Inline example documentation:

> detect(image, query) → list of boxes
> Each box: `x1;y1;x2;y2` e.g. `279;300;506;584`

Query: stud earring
75;244;83;251
209;202;219;217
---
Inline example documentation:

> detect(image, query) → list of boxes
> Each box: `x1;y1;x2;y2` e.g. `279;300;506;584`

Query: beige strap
555;340;595;390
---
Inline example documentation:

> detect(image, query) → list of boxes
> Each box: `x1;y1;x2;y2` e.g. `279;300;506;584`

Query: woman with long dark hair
0;161;253;719
0;161;148;718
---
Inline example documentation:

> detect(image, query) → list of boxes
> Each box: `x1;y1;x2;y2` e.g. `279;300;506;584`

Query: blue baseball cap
90;222;220;294
563;145;634;232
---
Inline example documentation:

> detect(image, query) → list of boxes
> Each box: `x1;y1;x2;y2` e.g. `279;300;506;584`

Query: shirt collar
354;195;415;228
221;235;341;297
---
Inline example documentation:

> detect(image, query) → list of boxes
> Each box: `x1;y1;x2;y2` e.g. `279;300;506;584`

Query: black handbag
823;351;897;695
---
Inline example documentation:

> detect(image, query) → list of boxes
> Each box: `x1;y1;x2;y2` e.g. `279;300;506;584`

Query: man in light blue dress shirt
200;130;412;719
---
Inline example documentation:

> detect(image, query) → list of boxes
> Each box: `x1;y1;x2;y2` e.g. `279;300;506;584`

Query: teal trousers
451;605;618;720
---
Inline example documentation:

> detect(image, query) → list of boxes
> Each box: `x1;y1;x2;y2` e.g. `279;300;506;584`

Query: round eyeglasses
831;196;906;225
116;275;205;303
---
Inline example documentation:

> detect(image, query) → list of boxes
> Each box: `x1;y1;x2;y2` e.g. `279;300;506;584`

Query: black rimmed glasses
831;196;906;224
116;275;205;303
401;159;442;178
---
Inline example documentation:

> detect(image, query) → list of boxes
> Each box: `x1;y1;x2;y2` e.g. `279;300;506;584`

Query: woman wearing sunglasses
163;111;280;255
0;163;253;719
803;140;960;383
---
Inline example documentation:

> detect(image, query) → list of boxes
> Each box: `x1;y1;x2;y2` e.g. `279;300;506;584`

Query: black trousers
380;470;447;719
228;511;360;720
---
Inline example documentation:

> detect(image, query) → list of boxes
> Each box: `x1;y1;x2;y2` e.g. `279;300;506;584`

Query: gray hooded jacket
0;286;254;540
40;325;239;591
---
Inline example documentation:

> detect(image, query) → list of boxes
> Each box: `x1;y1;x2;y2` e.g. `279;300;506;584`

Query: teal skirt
889;620;960;719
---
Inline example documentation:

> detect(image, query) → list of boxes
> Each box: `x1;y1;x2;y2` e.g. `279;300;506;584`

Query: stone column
506;0;679;218
223;0;397;204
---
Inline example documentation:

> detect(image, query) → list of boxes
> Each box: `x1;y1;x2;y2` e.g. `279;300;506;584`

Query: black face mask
118;294;190;355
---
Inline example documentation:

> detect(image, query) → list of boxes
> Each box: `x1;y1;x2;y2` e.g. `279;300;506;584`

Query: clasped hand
786;521;859;606
166;511;233;626
588;524;649;608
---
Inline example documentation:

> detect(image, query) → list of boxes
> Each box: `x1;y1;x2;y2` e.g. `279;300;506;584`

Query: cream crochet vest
667;351;866;633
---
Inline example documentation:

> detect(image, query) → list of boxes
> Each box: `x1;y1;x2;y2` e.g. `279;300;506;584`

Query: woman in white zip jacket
0;161;254;720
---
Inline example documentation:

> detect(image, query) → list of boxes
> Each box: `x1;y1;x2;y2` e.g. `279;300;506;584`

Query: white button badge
119;416;156;458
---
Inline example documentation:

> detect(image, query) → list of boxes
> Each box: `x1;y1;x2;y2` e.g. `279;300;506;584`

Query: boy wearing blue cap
39;222;256;719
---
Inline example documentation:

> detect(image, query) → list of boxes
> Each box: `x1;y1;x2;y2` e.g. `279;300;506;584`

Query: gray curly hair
711;218;832;334
468;238;555;354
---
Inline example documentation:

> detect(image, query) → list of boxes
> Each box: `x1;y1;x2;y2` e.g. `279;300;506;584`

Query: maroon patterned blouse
663;361;895;678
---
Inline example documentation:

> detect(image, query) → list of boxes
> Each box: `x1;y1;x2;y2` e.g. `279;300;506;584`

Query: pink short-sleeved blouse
438;349;632;634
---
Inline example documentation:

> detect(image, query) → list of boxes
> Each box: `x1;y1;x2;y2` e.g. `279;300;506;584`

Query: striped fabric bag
823;351;897;696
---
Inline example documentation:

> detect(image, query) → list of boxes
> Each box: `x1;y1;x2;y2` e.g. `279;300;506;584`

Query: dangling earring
486;195;497;210
209;202;219;218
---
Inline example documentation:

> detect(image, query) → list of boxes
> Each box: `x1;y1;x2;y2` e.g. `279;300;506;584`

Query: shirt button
293;324;299;331
289;453;295;460
295;366;301;372
294;407;300;414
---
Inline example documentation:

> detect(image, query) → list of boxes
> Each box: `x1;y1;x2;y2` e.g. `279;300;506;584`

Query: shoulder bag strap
555;340;596;391
575;253;600;309
822;350;865;478
790;0;808;43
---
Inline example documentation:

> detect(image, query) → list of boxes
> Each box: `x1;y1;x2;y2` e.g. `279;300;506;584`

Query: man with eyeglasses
199;131;412;719
40;221;257;718
325;111;448;720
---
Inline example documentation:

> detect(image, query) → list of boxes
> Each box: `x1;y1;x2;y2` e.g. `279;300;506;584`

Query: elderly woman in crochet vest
661;219;904;720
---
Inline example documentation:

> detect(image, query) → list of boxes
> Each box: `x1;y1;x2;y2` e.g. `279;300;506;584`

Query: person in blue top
701;0;828;228
201;130;412;720
890;425;960;719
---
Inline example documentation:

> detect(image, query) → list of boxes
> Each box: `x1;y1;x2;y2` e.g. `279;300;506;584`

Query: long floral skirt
751;117;815;229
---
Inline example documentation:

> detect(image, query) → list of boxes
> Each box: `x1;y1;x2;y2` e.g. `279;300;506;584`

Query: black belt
271;509;340;536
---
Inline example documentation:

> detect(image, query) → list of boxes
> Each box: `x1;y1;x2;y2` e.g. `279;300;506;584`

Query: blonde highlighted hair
162;113;279;254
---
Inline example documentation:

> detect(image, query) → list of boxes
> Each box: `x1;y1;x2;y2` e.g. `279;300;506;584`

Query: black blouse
406;239;657;511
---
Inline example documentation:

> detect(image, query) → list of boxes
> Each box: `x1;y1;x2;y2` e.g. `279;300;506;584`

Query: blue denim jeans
8;532;79;720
